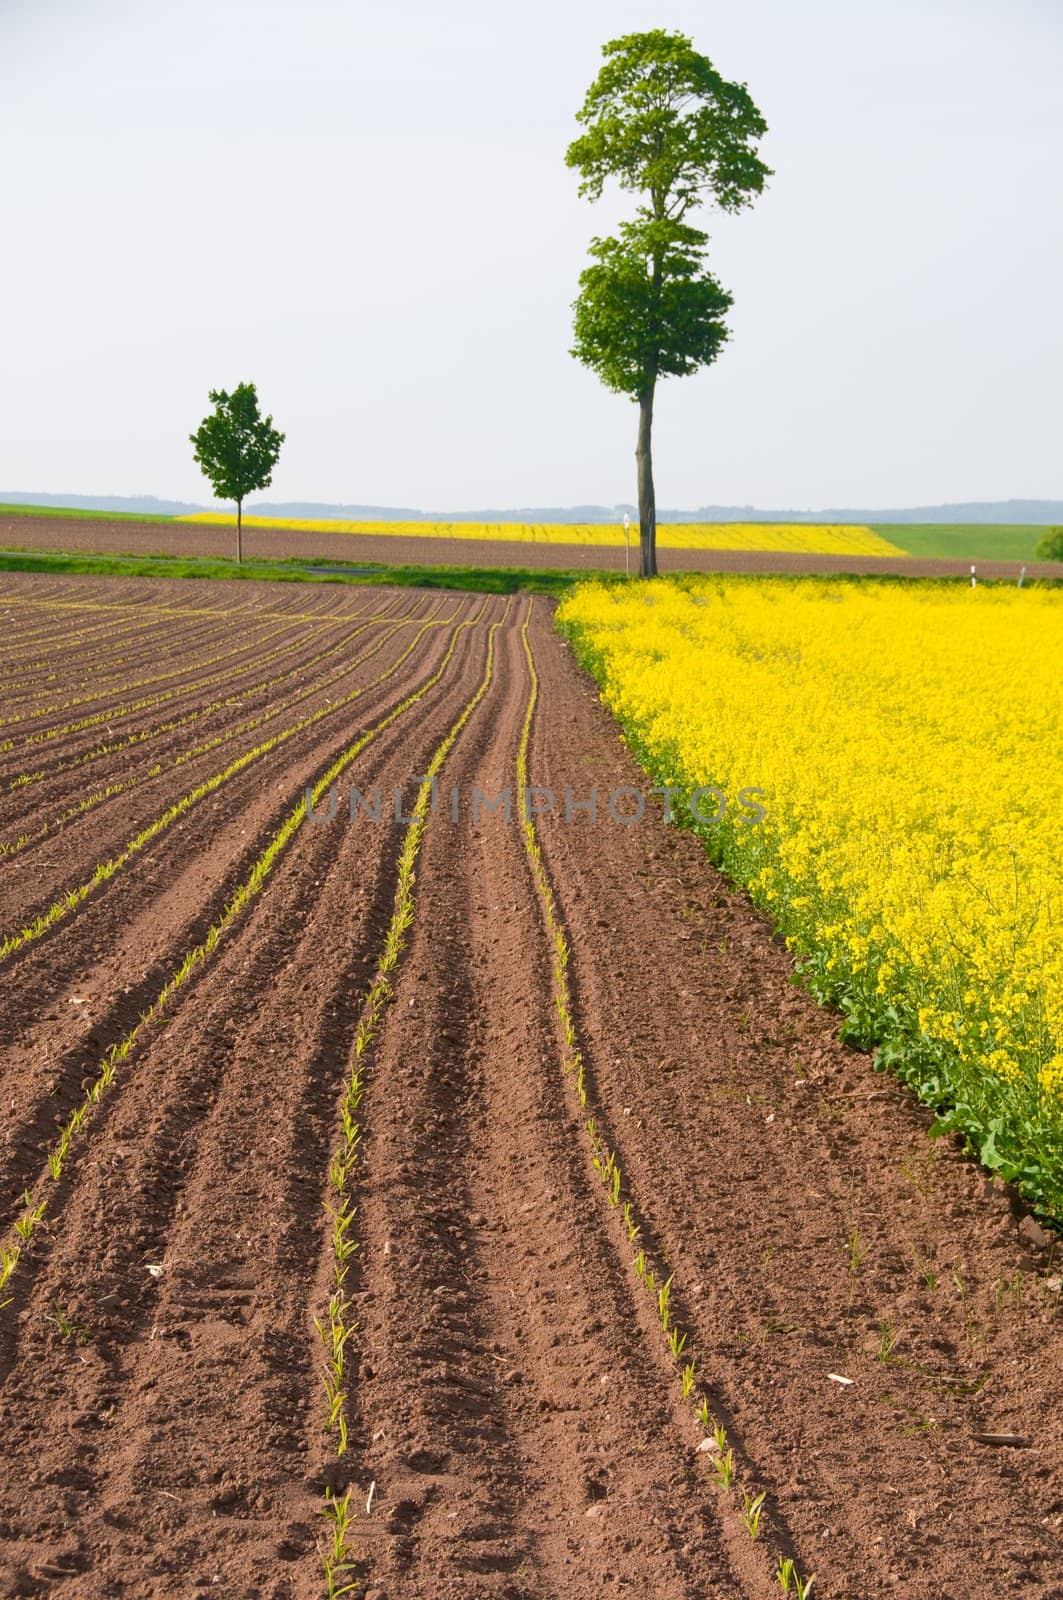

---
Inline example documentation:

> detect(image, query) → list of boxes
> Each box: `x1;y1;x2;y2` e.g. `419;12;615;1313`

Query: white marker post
971;564;977;588
624;512;631;577
1018;565;1027;589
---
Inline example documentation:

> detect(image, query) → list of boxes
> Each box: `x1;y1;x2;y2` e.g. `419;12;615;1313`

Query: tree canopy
190;382;284;561
1034;527;1063;563
571;217;732;398
567;28;771;222
567;31;770;576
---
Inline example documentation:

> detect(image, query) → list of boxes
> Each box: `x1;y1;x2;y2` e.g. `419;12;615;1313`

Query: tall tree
567;31;770;577
190;382;285;563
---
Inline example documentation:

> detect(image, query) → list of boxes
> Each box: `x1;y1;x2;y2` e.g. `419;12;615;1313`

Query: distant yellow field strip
181;514;908;558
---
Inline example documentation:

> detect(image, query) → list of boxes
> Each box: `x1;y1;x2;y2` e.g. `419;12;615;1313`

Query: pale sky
2;0;1060;511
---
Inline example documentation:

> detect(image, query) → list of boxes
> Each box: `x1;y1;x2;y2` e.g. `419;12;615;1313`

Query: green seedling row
2;582;415;750
311;603;508;1592
0;606;490;1309
513;602;813;1595
0;609;256;709
0;610;466;962
1;610;206;683
1;582;422;713
1;616;306;739
1;594;438;793
0;601;435;857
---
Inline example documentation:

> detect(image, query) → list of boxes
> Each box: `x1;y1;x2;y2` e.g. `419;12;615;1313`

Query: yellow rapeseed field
558;575;1063;1215
180;514;906;557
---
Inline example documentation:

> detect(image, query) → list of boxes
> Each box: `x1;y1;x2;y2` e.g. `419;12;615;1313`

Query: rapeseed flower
559;575;1063;1213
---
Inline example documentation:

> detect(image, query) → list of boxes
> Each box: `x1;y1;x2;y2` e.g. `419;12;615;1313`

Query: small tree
190;382;285;563
1034;527;1063;563
567;31;770;577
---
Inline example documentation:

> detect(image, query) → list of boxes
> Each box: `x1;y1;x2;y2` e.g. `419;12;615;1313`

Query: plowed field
5;512;1063;580
0;572;1059;1600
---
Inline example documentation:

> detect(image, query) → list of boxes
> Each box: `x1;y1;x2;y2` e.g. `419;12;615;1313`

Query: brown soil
0;572;1059;1599
4;511;1062;580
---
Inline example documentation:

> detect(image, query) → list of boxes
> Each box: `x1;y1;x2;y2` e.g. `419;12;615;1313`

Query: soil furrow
525;601;1063;1600
0;607;176;665
0;592;442;800
0;614;235;699
0;584;442;778
321;607;754;1600
0;588;414;714
0;619;499;1597
0;608;441;919
0;607;470;986
0;613;487;1203
0;601;288;693
0;617;315;742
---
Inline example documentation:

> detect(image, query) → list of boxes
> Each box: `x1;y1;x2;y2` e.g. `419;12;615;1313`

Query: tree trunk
635;382;658;578
236;499;243;565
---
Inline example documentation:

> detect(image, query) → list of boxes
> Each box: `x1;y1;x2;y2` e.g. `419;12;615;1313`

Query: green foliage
567;29;769;573
567;28;770;216
777;1558;815;1597
572;218;731;397
1035;526;1063;562
319;1487;360;1597
740;1488;767;1540
189;382;284;509
567;30;769;403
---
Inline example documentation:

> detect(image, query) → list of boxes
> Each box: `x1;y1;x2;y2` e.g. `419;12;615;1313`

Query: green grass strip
0;545;600;597
0;502;179;523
